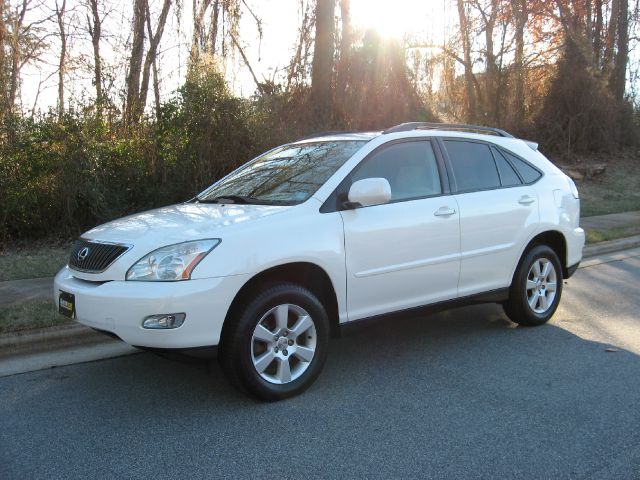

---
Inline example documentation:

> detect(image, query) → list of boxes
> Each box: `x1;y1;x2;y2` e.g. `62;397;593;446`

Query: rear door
338;139;461;320
440;139;540;297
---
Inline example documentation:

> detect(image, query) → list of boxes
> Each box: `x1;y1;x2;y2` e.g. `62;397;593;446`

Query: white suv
54;122;584;400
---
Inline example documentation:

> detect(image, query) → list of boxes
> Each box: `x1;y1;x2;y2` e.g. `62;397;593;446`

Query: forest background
1;0;638;242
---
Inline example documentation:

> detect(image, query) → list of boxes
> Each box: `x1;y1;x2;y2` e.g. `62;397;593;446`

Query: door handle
434;206;456;217
518;195;536;205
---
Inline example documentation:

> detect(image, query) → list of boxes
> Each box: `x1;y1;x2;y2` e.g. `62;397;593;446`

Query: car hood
84;202;292;245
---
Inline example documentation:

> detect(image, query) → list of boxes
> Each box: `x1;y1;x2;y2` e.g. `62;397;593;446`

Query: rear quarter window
499;149;542;184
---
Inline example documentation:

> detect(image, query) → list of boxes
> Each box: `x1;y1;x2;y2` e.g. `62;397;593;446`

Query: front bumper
53;267;250;348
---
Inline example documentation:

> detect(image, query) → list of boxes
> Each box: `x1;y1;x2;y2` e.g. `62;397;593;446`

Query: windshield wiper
197;195;257;204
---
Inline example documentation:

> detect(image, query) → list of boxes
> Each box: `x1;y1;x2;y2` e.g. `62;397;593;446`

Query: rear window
443;140;500;192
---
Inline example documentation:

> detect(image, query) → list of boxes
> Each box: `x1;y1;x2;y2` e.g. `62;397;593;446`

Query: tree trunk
612;0;628;101
139;0;172;119
511;0;527;128
56;0;67;120
594;0;603;68
88;0;103;114
603;0;619;74
311;0;336;125
7;0;28;117
286;1;313;89
457;0;477;122
152;56;161;119
210;0;220;54
482;0;499;123
336;0;351;100
190;0;212;63
0;0;7;122
125;0;146;124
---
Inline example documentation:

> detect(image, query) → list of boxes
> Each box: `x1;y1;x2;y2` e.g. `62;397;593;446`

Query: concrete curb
583;235;640;258
0;323;113;359
1;235;640;364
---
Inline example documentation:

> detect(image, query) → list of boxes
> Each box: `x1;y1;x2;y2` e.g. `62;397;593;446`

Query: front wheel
503;245;563;326
219;283;329;401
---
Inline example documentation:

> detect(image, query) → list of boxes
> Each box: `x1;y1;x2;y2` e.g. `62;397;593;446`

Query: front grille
68;239;130;273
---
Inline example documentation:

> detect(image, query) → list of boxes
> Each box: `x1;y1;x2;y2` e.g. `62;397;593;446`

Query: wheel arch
517;230;569;279
220;262;341;344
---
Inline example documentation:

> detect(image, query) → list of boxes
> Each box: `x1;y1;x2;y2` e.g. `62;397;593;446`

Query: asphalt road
2;253;640;479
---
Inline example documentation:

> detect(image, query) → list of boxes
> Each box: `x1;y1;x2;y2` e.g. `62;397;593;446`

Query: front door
340;140;461;321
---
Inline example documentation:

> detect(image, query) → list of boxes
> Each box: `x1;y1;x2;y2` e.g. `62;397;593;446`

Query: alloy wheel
250;304;317;384
525;257;558;314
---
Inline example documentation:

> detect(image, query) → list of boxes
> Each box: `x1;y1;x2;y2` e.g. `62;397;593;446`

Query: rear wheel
219;282;329;401
503;245;563;326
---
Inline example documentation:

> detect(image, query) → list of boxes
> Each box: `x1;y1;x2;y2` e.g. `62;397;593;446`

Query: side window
351;141;442;202
501;150;542;183
444;140;500;192
492;147;522;187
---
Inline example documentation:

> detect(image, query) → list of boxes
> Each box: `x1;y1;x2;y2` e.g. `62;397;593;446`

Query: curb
1;236;640;363
0;323;114;359
583;235;640;258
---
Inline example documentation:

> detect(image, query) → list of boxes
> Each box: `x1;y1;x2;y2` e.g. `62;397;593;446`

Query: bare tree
54;0;66;118
336;0;351;99
86;0;103;113
286;0;314;90
593;0;603;66
511;0;528;127
0;0;7;122
139;0;172;118
311;0;336;124
7;0;28;116
125;0;146;124
191;0;212;62
456;0;477;121
613;0;629;100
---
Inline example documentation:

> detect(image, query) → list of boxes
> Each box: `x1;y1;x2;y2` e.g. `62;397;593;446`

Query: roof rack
383;122;514;138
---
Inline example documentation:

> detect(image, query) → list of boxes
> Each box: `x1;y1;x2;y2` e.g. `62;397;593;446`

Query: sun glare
350;0;442;40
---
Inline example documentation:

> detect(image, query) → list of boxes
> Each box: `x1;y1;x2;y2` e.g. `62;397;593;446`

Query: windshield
196;141;366;205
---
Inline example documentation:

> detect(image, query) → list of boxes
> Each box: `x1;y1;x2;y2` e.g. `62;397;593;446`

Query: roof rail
295;130;359;141
383;122;514;138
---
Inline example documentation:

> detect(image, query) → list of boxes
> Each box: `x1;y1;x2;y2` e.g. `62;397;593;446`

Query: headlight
126;239;220;281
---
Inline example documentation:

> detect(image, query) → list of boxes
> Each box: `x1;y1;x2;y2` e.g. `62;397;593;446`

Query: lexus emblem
77;247;90;262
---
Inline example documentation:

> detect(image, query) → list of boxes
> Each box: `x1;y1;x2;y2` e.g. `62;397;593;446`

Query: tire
219;282;329;401
503;244;563;326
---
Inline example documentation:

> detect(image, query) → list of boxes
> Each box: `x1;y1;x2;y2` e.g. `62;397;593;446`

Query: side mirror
346;178;392;208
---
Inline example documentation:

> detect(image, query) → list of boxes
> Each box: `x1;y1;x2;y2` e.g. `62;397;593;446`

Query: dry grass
0;300;72;333
574;150;640;217
0;244;70;282
586;225;640;244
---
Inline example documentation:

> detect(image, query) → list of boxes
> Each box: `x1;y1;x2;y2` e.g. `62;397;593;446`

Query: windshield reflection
197;141;366;205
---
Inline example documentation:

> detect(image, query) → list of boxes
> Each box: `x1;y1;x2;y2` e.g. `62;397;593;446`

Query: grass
0;300;73;334
577;152;640;217
585;225;640;244
0;244;70;282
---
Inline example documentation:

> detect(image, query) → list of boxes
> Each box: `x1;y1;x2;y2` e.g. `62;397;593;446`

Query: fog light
142;313;186;329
